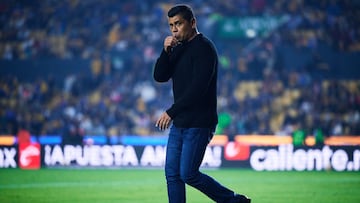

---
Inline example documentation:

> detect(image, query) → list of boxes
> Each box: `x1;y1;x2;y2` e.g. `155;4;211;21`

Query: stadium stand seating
0;0;359;141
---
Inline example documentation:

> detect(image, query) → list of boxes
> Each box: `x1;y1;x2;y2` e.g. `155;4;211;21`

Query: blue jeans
165;126;235;203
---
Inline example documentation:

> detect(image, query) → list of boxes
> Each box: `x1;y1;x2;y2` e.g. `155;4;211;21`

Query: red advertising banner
19;143;41;169
224;142;250;161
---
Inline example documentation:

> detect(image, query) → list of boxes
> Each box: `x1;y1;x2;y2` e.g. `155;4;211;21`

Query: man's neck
187;30;199;42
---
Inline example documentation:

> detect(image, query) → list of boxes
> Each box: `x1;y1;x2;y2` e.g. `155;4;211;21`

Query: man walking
153;4;251;203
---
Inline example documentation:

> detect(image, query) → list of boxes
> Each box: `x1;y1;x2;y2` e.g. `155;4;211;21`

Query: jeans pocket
187;128;214;143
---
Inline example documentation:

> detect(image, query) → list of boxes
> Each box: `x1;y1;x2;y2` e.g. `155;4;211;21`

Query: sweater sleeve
166;42;217;118
153;49;173;82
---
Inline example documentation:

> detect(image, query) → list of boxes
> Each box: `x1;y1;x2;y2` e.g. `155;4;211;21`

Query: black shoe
233;194;251;203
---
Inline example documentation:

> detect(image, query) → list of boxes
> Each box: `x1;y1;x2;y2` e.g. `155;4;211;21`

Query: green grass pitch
0;168;359;203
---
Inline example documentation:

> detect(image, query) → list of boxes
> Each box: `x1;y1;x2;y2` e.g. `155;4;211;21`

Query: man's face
168;14;195;42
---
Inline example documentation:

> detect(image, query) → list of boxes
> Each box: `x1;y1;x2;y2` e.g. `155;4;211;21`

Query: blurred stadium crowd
0;0;360;141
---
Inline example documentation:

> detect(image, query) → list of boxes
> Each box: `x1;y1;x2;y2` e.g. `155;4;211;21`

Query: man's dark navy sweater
153;33;218;129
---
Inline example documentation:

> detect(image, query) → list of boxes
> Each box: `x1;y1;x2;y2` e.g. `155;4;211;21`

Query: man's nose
171;27;178;33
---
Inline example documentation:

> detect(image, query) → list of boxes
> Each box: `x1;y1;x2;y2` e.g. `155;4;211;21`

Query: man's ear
191;18;196;29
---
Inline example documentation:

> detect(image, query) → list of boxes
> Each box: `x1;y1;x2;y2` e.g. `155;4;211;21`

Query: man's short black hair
167;4;194;22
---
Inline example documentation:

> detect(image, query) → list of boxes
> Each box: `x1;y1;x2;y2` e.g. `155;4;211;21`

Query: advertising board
1;144;359;171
